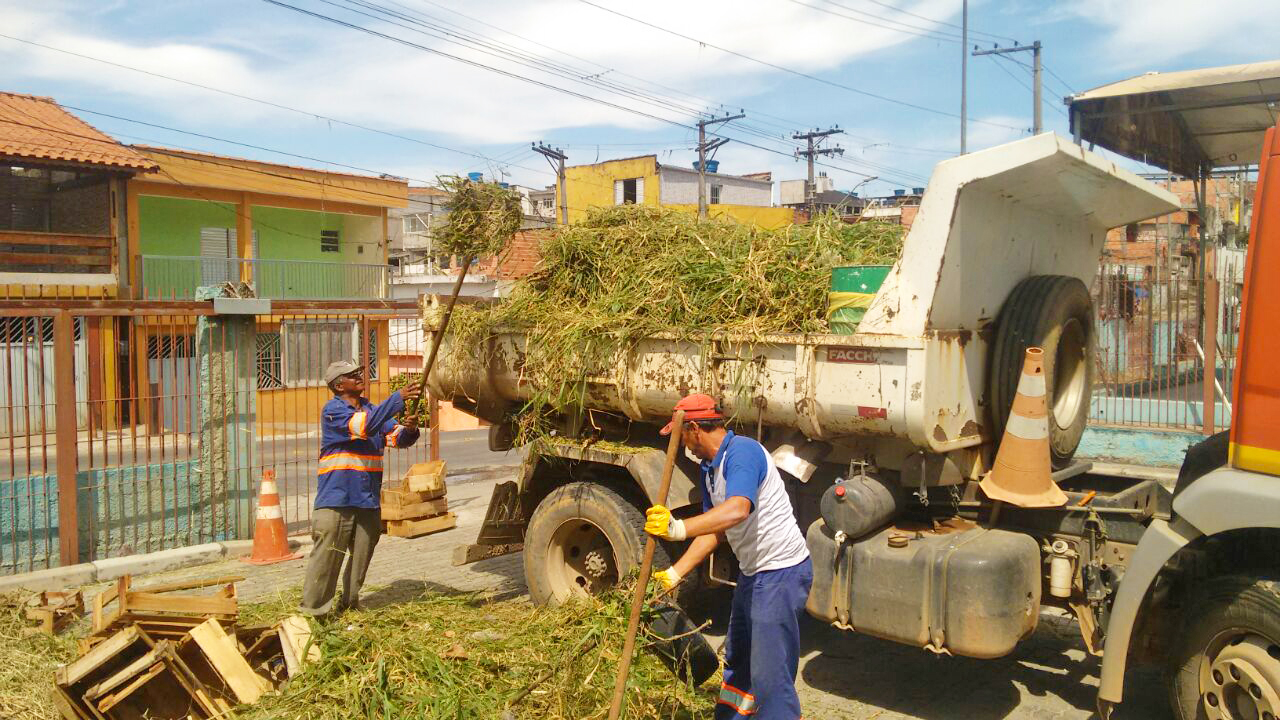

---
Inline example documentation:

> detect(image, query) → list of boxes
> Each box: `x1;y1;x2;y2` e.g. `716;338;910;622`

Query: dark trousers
300;507;381;616
716;557;814;720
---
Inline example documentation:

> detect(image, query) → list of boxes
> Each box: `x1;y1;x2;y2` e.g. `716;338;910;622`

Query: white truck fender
1098;466;1280;708
1097;516;1201;707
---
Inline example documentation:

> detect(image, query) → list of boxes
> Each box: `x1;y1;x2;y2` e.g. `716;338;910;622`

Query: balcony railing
140;256;389;300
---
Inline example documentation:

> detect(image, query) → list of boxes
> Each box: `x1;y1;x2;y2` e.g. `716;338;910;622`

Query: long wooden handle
607;409;685;720
407;254;474;418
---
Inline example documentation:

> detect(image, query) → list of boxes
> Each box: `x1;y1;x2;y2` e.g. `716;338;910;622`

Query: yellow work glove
644;504;687;541
653;566;683;592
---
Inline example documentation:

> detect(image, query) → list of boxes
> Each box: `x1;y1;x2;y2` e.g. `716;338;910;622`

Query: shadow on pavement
361;573;528;610
798;615;1170;719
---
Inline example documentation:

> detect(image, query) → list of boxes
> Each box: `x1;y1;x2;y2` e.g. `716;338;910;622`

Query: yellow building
563;155;795;229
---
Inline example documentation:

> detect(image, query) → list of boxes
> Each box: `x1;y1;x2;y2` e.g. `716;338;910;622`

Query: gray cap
323;360;363;385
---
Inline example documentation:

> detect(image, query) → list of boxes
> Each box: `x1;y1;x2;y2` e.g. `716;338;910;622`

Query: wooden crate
380;497;449;521
401;460;446;493
385;512;457;538
25;590;83;635
55;625;229;719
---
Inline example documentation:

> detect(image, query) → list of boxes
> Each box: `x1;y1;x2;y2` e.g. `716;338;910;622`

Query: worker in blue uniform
300;360;421;617
645;393;813;720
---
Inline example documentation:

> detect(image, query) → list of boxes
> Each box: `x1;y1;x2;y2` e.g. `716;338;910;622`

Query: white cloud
1;0;966;145
1058;0;1280;69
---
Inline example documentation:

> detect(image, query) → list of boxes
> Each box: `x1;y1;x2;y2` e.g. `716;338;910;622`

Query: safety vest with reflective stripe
315;391;420;509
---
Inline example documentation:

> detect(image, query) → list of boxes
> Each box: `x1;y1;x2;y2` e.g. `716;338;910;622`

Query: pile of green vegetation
1;587;713;719
441;206;904;437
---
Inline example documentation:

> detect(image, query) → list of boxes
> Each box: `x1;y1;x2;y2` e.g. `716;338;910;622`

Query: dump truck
430;130;1280;718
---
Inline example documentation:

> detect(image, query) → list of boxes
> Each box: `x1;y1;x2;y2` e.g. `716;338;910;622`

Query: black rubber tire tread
988;275;1096;469
524;481;679;607
1173;430;1230;500
1166;574;1280;720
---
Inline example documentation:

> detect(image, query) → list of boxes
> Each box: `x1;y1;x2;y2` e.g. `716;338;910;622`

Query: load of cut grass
238;586;713;720
441;206;904;438
435;176;524;259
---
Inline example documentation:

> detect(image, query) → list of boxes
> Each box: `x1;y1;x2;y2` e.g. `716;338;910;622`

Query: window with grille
366;327;379;381
320;229;341;253
710;184;722;205
282;320;356;387
256;332;283;389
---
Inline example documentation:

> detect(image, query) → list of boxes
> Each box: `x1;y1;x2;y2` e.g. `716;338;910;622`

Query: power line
573;0;1022;131
261;0;930;184
788;0;963;44
852;0;1016;43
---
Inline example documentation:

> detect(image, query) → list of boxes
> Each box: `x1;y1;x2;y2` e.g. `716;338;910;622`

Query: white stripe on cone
256;504;283;520
1018;373;1046;397
1005;412;1049;440
260;481;278;496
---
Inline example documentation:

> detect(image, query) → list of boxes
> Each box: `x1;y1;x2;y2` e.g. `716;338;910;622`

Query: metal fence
140;255;390;300
1091;246;1241;433
0;298;431;576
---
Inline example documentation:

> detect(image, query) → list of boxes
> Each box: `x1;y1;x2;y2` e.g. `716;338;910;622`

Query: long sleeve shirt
315;390;420;509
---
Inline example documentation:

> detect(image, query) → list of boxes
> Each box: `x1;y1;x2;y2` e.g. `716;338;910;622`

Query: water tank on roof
693;160;720;173
894;189;906;196
467;172;484;182
912;187;925;195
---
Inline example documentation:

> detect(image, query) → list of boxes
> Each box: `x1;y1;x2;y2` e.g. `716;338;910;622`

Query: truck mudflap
806;518;1041;659
451;481;525;566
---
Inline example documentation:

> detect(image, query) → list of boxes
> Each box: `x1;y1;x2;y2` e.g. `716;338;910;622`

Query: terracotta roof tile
0;92;157;171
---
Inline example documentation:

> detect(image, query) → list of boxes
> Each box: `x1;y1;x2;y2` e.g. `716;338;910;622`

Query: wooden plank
95;662;166;713
188;619;270;704
132;575;244;595
277;616;319;678
379;497;449;521
82;646;165;701
123;592;238;617
385;512;457;538
0;233;113;247
0;251;111;267
158;642;231;717
51;686;89;720
57;625;142;687
380;487;445;508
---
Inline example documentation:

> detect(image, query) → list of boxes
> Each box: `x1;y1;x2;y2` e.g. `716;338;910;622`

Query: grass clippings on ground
0;585;715;720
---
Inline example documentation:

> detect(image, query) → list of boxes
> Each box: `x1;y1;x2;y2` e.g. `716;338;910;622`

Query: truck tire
524;482;676;606
989;275;1096;469
1167;574;1280;720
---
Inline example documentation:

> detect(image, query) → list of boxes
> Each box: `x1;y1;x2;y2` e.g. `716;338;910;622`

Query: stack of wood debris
50;574;317;720
381;460;457;538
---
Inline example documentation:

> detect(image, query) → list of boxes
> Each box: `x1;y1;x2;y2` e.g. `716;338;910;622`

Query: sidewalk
80;469;526;607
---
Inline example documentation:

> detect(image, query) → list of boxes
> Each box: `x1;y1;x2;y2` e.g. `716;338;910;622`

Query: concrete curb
0;536;313;594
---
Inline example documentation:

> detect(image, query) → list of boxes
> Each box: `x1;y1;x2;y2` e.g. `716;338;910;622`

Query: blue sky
3;0;1276;198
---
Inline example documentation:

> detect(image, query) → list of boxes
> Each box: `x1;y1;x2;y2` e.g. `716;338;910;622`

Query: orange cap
660;393;722;435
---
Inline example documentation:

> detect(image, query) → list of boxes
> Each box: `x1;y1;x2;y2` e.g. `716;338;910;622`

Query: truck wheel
1168;574;1280;720
524;482;674;606
989;275;1096;469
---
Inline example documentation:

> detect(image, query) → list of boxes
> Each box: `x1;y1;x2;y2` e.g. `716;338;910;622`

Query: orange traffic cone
980;347;1068;508
243;470;302;565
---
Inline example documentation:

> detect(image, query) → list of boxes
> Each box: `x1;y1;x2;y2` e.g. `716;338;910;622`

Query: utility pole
973;41;1044;134
793;127;845;217
961;0;968;154
533;142;568;225
697;112;746;219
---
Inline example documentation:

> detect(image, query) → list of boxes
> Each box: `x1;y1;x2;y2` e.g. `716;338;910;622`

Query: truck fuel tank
806;518;1041;659
819;473;903;541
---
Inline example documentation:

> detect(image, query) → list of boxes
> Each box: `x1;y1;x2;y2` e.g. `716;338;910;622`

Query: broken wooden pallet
25;589;83;636
84;575;239;652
